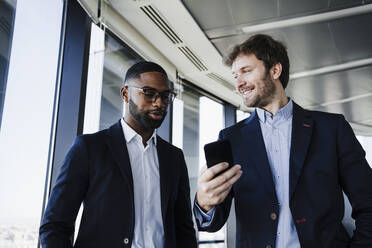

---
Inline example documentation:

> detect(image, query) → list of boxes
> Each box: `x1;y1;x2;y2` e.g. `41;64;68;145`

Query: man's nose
236;75;246;90
152;94;165;107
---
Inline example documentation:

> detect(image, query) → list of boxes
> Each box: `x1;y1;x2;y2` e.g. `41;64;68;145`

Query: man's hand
196;163;242;212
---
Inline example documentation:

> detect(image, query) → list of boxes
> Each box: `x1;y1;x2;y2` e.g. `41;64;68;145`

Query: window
0;0;16;130
236;109;250;122
172;82;226;247
357;136;372;167
83;25;143;134
0;0;63;246
198;96;225;247
171;82;200;200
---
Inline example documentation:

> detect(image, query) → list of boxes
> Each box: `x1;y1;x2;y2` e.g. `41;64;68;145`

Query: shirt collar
256;98;293;123
120;118;157;146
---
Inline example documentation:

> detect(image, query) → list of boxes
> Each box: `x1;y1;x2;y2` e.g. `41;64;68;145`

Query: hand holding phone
196;139;242;212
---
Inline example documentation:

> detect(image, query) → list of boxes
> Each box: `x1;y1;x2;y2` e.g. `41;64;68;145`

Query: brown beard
247;72;276;108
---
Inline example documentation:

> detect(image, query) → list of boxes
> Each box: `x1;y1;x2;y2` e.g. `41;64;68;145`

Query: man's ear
271;63;282;80
120;86;129;103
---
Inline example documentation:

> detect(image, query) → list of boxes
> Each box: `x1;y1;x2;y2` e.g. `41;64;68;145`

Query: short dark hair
124;61;167;84
224;34;290;89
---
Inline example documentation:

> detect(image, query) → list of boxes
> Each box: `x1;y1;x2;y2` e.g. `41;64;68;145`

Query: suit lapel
156;137;171;220
241;111;278;201
289;103;313;200
104;121;134;197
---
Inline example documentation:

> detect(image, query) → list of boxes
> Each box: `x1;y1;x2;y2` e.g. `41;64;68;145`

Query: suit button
270;213;277;221
265;245;272;248
123;238;129;244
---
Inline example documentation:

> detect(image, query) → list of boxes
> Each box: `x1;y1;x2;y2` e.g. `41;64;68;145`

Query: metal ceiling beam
290;57;372;80
305;92;372;109
207;4;372;39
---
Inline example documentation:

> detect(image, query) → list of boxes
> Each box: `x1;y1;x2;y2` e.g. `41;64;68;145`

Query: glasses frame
125;85;177;104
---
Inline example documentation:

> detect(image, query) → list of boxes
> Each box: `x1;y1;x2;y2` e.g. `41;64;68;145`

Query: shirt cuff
194;202;216;228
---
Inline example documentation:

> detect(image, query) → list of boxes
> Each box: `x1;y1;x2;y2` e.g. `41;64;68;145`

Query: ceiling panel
279;0;327;17
211;22;341;73
281;22;341;72
211;29;288;57
212;13;372;74
330;13;372;62
329;0;363;8
319;96;372;124
226;0;277;25
287;66;372;107
181;0;234;30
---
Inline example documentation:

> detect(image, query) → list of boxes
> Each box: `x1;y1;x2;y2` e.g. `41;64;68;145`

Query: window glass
172;84;227;246
198;243;225;248
198;96;225;246
0;0;63;246
236;109;250;122
83;25;144;135
172;82;200;197
0;0;16;129
357;136;372;167
99;32;143;130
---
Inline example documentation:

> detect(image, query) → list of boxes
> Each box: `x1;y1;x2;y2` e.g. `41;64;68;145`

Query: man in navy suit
194;34;372;247
40;61;197;248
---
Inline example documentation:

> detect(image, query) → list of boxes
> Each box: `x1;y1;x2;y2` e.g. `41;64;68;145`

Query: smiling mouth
239;85;255;95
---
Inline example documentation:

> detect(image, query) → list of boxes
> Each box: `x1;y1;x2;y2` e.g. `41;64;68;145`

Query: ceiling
181;0;372;135
79;0;372;135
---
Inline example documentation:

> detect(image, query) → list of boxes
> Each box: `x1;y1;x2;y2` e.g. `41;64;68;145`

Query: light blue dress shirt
195;99;301;248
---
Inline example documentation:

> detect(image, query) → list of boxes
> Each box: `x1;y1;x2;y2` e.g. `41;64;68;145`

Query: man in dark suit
194;34;372;247
40;61;197;248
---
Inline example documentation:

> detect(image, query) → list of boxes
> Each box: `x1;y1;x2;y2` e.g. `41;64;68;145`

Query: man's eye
143;90;156;96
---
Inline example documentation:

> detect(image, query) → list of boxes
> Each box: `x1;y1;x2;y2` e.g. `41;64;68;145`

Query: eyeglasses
125;85;177;104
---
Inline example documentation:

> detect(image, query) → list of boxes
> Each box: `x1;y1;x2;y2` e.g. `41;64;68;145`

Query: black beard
128;99;167;130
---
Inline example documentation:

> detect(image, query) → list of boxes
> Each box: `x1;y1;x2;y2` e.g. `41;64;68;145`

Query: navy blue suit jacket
40;121;197;248
195;102;372;248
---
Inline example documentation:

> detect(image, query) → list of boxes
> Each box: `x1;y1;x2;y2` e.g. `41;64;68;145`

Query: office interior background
0;0;372;247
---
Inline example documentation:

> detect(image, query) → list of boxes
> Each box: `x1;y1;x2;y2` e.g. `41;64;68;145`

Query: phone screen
204;139;234;176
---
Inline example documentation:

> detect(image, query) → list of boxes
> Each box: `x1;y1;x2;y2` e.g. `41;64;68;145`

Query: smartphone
204;139;234;177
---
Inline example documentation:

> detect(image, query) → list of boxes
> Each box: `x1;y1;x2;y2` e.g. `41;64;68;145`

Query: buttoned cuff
194;202;216;228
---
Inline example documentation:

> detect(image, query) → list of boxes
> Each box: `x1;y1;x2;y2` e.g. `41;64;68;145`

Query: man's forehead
139;71;167;79
231;53;260;73
133;71;169;89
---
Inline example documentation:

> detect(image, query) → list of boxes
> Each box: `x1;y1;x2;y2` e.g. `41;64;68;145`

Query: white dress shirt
121;119;164;248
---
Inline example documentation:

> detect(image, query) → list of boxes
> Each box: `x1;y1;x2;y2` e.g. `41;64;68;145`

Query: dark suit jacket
40;121;197;248
195;102;372;248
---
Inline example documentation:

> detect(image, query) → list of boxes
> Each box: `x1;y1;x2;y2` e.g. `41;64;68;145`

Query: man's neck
123;116;154;146
261;94;289;116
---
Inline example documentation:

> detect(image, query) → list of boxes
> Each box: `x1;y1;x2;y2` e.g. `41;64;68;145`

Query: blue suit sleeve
39;136;89;248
